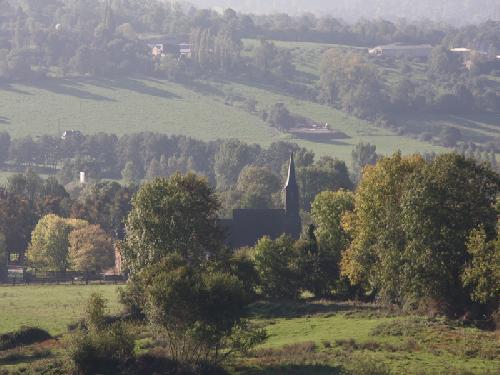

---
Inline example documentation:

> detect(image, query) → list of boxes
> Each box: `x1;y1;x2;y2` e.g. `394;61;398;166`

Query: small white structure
80;172;86;185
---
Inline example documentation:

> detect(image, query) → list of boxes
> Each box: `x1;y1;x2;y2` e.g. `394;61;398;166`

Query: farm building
369;43;433;58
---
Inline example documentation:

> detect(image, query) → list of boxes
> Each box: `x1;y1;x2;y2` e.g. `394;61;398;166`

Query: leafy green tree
0;190;36;256
253;40;278;75
121;174;223;274
400;154;499;305
439;126;462;147
214;139;259;191
297;159;353;210
341;153;426;302
300;191;355;296
312;190;355;263
320;49;385;118
462;227;500;305
121;161;142;185
253;235;300;299
134;255;266;365
27;214;88;272
69;224;115;274
72;181;135;238
428;45;460;75
258;141;314;175
268;103;294;131
351;142;378;181
234;165;281;209
343;153;499;309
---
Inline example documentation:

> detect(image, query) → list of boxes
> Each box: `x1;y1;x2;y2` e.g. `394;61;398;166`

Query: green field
0;284;122;336
1;38;498;164
0;285;498;374
0;76;446;161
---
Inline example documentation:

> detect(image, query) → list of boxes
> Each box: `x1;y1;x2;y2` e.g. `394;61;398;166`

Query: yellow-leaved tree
69;224;115;274
27;214;88;272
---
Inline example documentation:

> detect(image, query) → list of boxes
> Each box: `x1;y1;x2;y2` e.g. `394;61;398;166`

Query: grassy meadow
0;76;446;162
1;38;499;165
0;285;498;374
0;284;122;336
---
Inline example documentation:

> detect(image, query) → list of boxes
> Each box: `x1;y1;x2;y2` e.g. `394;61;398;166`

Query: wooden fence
1;268;125;285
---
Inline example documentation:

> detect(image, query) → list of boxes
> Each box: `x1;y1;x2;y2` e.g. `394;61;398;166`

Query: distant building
149;43;165;57
61;130;83;140
369;43;433;58
179;43;192;58
148;41;192;59
218;154;301;249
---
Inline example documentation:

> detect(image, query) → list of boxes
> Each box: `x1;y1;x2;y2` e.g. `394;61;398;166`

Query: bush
347;355;391;375
65;323;135;375
0;327;51;350
65;293;135;375
135;255;267;365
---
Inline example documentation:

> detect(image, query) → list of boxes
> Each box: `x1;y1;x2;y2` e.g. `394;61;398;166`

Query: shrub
118;278;147;320
347;355;391;375
136;255;267;365
0;327;51;350
65;323;134;375
65;293;134;375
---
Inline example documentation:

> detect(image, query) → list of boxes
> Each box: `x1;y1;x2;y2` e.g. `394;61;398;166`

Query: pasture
1;38;499;164
0;76;445;162
0;285;498;374
0;284;121;336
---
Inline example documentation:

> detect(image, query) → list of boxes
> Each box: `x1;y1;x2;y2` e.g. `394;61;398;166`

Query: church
219;154;302;249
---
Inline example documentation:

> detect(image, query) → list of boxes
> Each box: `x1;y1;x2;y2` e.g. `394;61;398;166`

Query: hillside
0;76;445;162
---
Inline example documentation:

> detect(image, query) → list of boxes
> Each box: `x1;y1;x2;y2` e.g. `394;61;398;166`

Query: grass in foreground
0;286;498;374
0;284;121;336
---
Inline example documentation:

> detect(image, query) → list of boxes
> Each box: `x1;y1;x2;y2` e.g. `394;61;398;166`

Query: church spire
284;153;300;239
285;152;297;188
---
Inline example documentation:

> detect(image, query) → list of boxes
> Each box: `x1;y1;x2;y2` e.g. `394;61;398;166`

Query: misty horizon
180;0;500;25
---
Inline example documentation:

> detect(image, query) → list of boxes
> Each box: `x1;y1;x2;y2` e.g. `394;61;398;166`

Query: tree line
118;153;499;320
0;0;497;82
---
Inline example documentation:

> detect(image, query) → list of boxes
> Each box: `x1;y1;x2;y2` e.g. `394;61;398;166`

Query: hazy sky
182;0;500;24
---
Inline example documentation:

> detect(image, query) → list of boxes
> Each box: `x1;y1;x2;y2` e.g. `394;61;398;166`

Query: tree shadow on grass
248;301;378;319
182;80;226;97
0;350;52;366
236;364;344;375
0;83;34;95
289;138;351;146
87;77;183;100
29;79;116;102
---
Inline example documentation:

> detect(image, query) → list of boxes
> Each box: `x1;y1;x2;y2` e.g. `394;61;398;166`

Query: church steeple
286;152;297;188
284;153;301;239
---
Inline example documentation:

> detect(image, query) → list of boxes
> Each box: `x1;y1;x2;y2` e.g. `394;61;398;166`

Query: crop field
0;285;498;374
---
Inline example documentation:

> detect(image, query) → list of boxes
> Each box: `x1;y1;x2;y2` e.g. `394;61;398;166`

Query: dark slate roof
219;209;287;249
